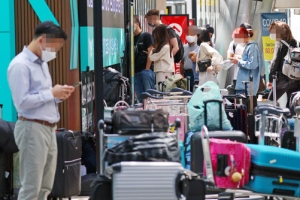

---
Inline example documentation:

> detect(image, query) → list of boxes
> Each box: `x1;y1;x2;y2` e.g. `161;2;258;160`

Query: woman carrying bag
196;28;223;86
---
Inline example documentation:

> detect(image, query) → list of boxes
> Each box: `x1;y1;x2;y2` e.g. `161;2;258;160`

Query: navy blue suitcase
244;144;300;197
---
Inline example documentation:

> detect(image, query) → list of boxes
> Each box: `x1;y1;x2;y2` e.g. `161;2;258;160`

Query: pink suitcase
202;126;251;189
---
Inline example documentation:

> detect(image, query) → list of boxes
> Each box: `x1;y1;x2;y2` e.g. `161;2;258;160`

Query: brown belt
18;116;57;127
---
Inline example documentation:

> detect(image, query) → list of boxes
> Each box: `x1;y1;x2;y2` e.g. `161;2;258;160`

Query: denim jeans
135;69;155;103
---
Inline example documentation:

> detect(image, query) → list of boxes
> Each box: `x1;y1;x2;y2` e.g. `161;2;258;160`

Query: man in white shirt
7;21;74;200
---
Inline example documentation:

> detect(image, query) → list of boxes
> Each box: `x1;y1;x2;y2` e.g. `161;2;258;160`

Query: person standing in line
196;28;223;86
226;23;254;88
180;33;198;91
188;34;201;87
230;27;263;95
145;9;179;57
149;24;175;86
127;17;155;103
267;21;300;106
7;21;74;200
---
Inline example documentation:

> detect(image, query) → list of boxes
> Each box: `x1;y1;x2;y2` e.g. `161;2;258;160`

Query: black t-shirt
134;32;154;73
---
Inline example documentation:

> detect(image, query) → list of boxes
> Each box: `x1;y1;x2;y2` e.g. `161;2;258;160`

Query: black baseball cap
240;23;252;30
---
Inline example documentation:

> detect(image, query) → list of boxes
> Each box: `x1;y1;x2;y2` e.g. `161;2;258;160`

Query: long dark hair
197;27;212;47
152;24;172;57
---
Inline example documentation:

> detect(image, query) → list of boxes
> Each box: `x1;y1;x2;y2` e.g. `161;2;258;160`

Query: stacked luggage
89;107;206;200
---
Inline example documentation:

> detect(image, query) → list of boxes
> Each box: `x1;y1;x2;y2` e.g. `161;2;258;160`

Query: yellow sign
262;36;276;61
199;0;217;7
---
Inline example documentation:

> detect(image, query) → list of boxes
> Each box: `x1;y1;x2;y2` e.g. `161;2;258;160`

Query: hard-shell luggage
244;144;300;197
200;126;251;189
106;161;205;200
50;129;82;198
187;130;247;174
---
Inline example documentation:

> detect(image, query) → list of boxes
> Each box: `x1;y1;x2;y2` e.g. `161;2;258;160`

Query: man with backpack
145;9;184;63
127;17;155;103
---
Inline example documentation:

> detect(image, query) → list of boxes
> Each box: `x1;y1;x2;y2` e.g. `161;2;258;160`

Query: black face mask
148;23;155;28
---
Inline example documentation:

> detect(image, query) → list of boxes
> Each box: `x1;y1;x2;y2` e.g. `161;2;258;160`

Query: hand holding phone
73;81;82;88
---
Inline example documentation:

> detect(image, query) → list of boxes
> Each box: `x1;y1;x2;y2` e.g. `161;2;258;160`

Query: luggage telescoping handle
98;119;105;174
186;76;191;91
272;74;277;107
200;125;215;184
241;81;249;96
203;99;223;130
249;75;254;115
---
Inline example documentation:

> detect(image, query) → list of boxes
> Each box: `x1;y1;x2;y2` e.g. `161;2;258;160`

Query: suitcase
188;130;247;175
107;161;204;200
50;129;82;198
187;99;247;174
244;144;300;197
224;95;248;137
201;126;251;189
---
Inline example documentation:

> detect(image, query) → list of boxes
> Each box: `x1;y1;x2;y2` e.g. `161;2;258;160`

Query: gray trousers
14;120;57;200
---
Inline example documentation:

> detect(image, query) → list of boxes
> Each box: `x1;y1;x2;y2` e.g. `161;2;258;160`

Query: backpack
103;68;132;107
167;27;184;63
281;40;300;80
164;74;187;92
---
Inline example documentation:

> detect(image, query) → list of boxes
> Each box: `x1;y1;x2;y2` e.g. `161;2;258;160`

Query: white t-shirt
227;40;246;79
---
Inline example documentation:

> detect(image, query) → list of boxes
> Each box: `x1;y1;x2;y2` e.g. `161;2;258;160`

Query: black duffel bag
112;109;169;135
103;132;181;165
0;119;18;153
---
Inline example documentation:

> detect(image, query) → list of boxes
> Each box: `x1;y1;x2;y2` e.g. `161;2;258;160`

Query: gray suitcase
108;162;184;200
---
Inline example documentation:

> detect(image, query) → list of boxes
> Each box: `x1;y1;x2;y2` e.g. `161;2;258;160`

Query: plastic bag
188;81;233;131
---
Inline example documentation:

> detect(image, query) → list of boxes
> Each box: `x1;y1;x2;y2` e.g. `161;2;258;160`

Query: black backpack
167;27;184;63
103;68;132;107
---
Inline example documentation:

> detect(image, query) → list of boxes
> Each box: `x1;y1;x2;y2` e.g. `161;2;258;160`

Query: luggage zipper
251;164;300;181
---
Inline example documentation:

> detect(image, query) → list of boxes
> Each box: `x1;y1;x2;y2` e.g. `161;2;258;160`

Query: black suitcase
50;129;82;199
224;96;248;136
190;99;247;176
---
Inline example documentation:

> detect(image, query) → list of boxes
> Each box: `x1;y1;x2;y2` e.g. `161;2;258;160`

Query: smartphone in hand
73;81;82;88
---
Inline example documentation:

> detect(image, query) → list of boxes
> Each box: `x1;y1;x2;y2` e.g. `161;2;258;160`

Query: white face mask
41;47;56;62
269;33;276;41
186;35;195;44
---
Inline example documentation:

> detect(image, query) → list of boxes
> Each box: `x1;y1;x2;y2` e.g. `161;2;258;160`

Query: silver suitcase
109;162;184;200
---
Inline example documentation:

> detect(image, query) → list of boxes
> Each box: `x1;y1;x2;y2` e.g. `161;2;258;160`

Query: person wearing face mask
267;21;300;107
7;21;74;200
225;23;254;88
230;27;263;95
196;28;223;86
145;9;179;58
127;17;155;103
180;34;198;91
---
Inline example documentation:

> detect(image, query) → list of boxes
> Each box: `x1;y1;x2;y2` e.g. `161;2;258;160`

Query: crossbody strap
134;32;144;61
